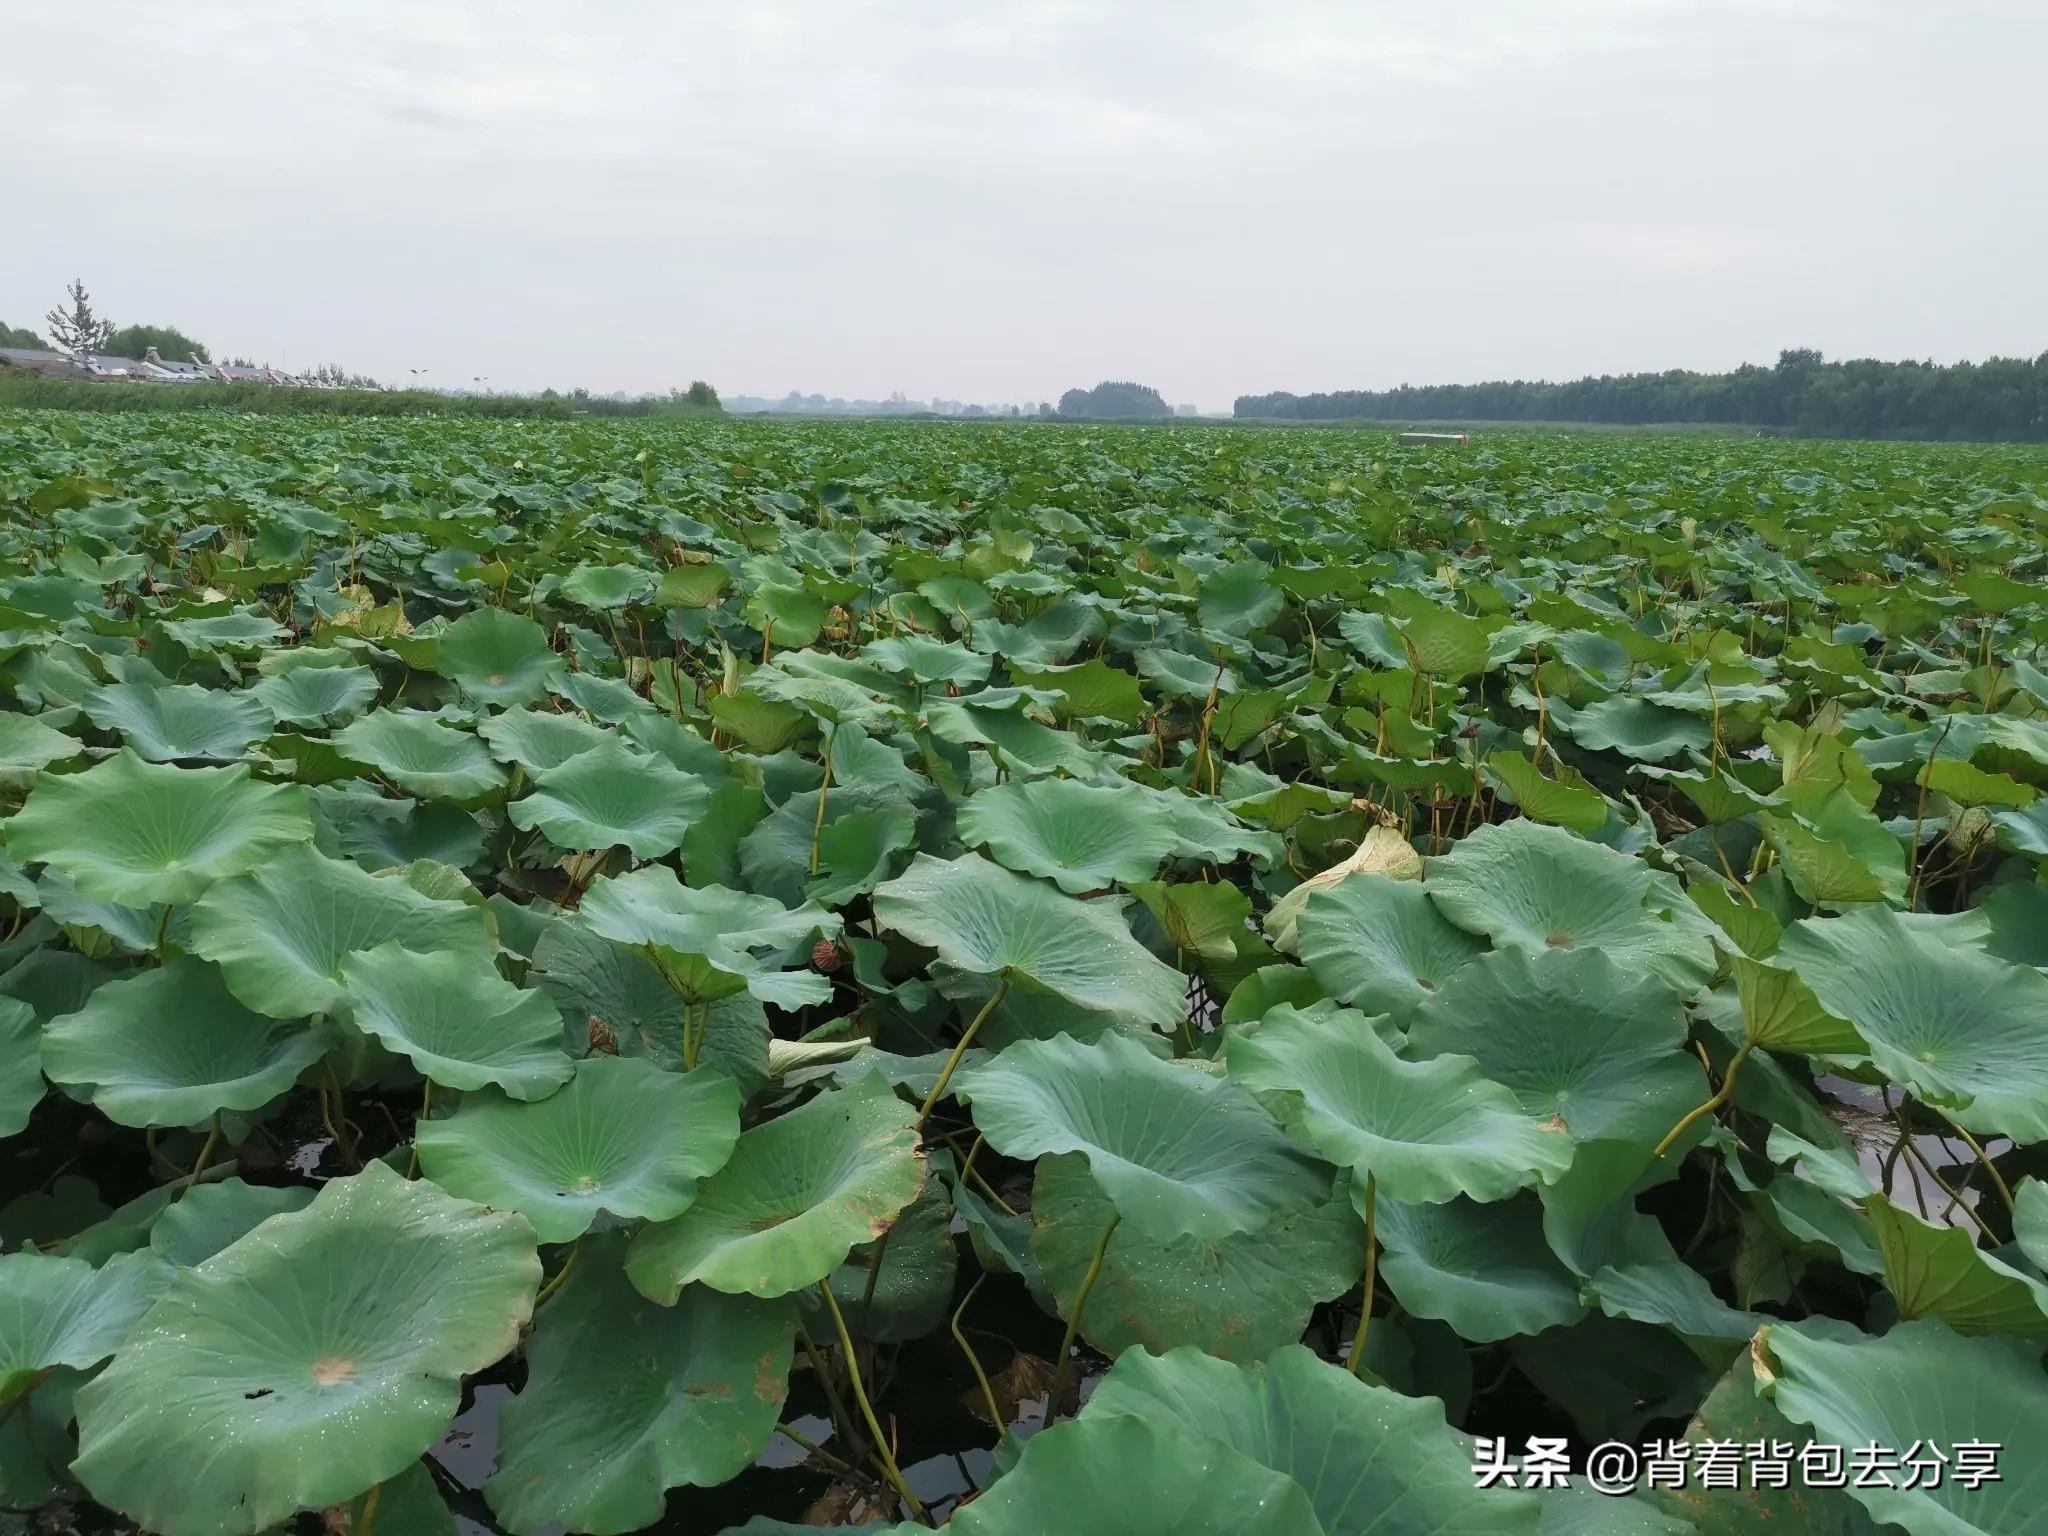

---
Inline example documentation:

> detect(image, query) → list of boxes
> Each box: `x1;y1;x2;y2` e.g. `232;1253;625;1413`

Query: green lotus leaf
1725;952;1868;1056
191;843;493;1017
626;1073;925;1302
1652;1348;1876;1535
1084;1344;1540;1535
955;777;1178;894
1229;1004;1574;1203
1761;795;1907;908
147;1180;316;1267
1424;819;1717;990
37;867;186;955
557;562;657;609
1581;1261;1762;1353
1487;749;1611;833
654;562;730;609
41;958;335;1127
1374;1194;1586;1342
1031;1153;1366;1362
486;1237;792;1535
2018;1178;2048;1271
417;1056;741;1243
1864;1193;2048;1336
250;663;380;727
738;780;915;906
1406;946;1705;1149
950;1413;1323;1536
72;1163;540;1536
310;788;485;873
862;633;992;686
528;921;771;1096
5;751;314;906
801;1172;957;1344
477;707;614;773
341;1462;453;1536
80;682;274;763
0;997;43;1137
1777;905;2048;1140
0;1250;165;1403
1392;604;1491;681
0;713;84;788
955;1032;1331;1242
340;943;573;1098
159;608;288;653
331;710;508;800
1294;873;1486;1022
1009;657;1147;724
1561;696;1712;762
578;866;838;1008
804;803;918;907
1198;562;1285;637
1759;1318;2048;1536
435;606;564;707
507;737;710;858
872;853;1186;1028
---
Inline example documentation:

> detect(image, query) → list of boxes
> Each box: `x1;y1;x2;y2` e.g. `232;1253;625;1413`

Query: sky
3;0;2042;409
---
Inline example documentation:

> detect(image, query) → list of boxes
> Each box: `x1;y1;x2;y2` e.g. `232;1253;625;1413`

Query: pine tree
44;280;115;357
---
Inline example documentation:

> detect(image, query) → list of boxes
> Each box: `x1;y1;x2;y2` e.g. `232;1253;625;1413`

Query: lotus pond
2;412;2048;1536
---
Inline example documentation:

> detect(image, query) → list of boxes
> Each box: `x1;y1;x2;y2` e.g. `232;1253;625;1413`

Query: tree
44;280;115;357
1056;381;1171;418
683;380;721;410
0;322;44;349
103;324;211;364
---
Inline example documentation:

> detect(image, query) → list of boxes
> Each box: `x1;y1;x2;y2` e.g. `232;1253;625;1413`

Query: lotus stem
1653;1042;1753;1158
1935;1111;2016;1218
1048;1210;1119;1415
533;1238;581;1308
407;1081;433;1178
816;1283;928;1524
796;1319;864;1457
774;1421;860;1479
1346;1172;1378;1377
809;757;833;877
949;1276;1007;1440
856;1231;890;1332
353;1482;382;1536
152;903;175;964
184;1112;223;1196
915;975;1010;1130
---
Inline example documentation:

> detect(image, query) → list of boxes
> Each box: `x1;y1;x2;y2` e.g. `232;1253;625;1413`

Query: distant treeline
1236;350;2048;441
0;373;724;421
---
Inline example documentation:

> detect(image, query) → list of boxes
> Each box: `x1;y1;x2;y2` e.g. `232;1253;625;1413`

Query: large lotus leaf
72;1164;540;1536
1424;820;1717;990
0;712;84;788
579;866;838;1008
1405;946;1705;1149
5;751;314;906
507;737;709;857
1653;1348;1877;1535
872;853;1186;1029
435;606;564;707
82;682;274;762
805;802;918;907
191;843;493;1017
148;1180;316;1267
558;562;658;610
478;706;615;772
1229;1005;1574;1204
949;1414;1322;1536
486;1238;792;1536
340;944;573;1098
862;633;992;687
41;958;335;1127
1031;1153;1367;1362
0;997;40;1137
331;710;508;801
1294;872;1490;1028
2018;1178;2048;1271
1562;696;1711;762
528;921;770;1096
0;1251;164;1403
250;664;379;727
626;1073;924;1302
37;868;186;956
954;1032;1331;1242
1084;1344;1541;1535
1863;1193;2048;1336
955;778;1177;894
738;780;916;907
417;1056;741;1243
801;1172;957;1344
1581;1261;1762;1354
310;788;485;874
1373;1195;1587;1342
1759;1319;2048;1536
1777;906;2048;1141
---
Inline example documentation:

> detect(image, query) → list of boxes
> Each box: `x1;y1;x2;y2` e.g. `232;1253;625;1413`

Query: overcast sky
4;0;2041;407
